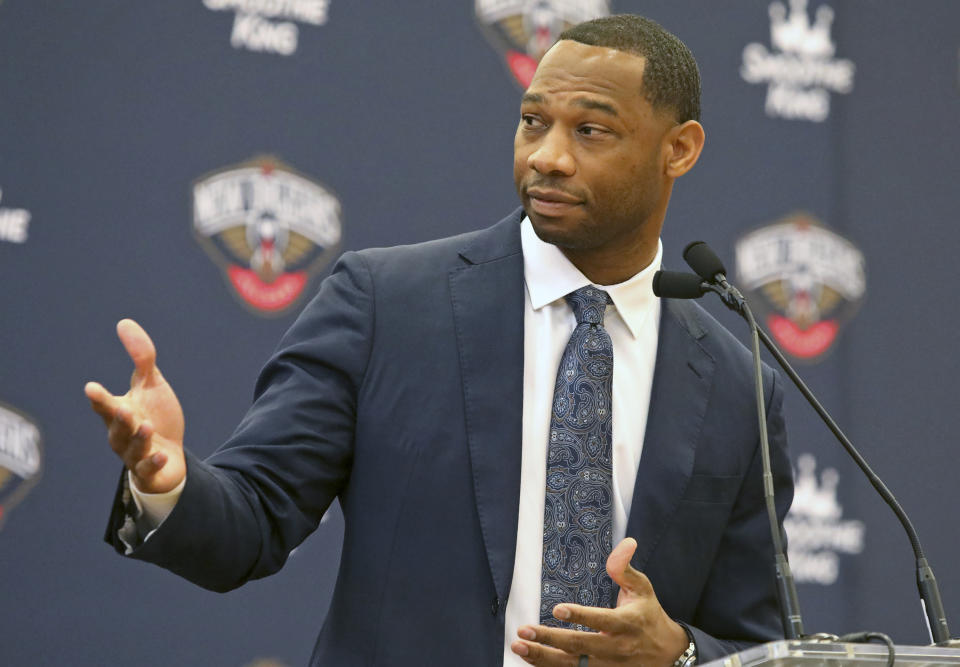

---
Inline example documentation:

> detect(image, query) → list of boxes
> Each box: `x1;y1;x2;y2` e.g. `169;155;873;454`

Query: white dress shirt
502;218;661;666
129;217;662;666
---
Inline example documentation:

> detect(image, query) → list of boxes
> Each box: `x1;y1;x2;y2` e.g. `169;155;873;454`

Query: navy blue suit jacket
107;209;793;666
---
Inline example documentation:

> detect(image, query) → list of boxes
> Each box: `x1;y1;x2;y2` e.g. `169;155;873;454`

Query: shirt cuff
128;471;185;530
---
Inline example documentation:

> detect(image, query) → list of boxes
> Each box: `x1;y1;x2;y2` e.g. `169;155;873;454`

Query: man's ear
664;120;705;178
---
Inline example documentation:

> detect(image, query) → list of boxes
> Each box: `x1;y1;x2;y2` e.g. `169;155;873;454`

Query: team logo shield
0;402;43;531
734;212;866;361
192;156;343;316
474;0;610;87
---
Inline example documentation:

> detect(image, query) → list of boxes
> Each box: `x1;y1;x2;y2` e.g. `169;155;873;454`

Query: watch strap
672;624;697;667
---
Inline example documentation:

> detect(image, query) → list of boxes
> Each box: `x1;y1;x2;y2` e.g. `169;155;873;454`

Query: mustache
522;178;586;201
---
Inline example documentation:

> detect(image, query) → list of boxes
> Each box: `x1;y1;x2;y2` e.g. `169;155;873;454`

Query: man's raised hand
511;537;690;666
84;319;186;494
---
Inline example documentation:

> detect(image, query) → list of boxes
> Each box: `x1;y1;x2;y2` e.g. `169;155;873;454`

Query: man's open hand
511;537;689;666
84;319;186;494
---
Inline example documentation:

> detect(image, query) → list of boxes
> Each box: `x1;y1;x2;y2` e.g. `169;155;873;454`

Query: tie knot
566;286;612;325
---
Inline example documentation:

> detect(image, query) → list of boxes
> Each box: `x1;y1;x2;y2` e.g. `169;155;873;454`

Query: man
86;15;793;667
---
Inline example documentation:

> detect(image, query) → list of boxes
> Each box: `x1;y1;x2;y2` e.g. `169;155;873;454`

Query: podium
701;640;960;666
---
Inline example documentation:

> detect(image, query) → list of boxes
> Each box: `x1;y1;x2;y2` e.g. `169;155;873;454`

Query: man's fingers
550;605;632;635
514;538;677;667
107;407;139;454
519;623;626;660
607;537;638;574
116;318;158;381
88;382;156;466
118;421;161;473
132;450;167;479
84;381;108;403
85;382;119;423
107;407;155;456
510;638;579;666
606;537;653;597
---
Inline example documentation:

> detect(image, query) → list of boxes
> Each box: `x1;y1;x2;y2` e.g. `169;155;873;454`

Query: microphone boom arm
706;279;951;644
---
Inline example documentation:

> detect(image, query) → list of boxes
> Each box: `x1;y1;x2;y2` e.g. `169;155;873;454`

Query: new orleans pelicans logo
0;402;43;531
193;157;342;316
735;212;865;361
475;0;610;87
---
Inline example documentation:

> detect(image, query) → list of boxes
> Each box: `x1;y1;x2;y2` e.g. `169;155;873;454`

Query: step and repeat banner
1;1;958;664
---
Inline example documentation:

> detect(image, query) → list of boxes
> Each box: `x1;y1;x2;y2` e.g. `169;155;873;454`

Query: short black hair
559;14;701;123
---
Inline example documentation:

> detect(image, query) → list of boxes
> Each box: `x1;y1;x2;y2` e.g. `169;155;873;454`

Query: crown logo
791;454;842;520
769;0;836;59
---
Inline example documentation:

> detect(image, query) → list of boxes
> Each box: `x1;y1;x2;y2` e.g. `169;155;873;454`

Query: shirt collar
520;216;662;339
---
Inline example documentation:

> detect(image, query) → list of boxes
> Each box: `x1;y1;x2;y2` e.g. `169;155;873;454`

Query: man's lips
526;188;583;216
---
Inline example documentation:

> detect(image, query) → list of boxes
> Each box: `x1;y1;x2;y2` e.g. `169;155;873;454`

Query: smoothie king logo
475;0;609;87
784;454;864;585
0;402;43;530
734;212;865;361
740;0;855;121
192;156;342;316
202;0;331;56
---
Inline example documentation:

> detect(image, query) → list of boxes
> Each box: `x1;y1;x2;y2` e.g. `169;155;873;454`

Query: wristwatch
672;625;697;667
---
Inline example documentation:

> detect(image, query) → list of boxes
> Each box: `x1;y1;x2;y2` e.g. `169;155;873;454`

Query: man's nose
528;130;576;176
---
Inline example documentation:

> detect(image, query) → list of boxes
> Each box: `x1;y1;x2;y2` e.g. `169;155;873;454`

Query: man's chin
528;214;592;250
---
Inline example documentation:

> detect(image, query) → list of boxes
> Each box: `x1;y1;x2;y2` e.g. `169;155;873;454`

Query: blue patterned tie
541;286;615;630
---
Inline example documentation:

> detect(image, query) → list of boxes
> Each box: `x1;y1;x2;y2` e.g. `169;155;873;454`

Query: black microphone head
683;241;727;282
652;271;707;299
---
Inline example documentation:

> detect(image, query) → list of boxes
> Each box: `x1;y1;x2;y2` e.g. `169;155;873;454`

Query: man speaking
86;14;793;667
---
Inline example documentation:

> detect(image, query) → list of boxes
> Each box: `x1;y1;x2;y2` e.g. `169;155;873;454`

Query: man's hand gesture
84;319;186;494
511;537;690;666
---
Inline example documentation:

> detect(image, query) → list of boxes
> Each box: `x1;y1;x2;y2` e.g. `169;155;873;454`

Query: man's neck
560;241;659;286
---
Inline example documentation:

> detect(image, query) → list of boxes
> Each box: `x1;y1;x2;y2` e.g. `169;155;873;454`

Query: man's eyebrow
519;93;619;117
573;97;619;117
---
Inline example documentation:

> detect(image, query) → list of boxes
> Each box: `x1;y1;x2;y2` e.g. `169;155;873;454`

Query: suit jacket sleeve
104;251;375;592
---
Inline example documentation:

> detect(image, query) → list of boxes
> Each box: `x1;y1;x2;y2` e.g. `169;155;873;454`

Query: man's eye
522;115;543;128
579;125;605;136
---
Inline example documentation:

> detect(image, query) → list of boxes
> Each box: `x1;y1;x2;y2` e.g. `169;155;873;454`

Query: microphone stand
703;281;952;645
702;282;805;640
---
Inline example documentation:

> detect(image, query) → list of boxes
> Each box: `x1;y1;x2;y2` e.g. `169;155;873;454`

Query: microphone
682;240;749;313
657;242;953;645
651;271;709;300
683;240;728;284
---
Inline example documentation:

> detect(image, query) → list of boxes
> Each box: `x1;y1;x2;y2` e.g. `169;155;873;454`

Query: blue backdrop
1;1;958;664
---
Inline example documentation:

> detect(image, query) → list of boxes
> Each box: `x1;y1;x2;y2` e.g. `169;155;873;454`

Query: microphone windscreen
653;271;706;299
683;241;727;281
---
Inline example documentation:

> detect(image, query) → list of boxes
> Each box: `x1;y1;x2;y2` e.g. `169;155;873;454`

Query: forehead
525;40;648;108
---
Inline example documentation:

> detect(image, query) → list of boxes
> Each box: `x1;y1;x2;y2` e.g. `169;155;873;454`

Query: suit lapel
626;298;716;571
449;211;525;601
447;216;719;596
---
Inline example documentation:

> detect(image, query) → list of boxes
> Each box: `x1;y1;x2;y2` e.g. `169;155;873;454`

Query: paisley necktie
540;286;615;630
